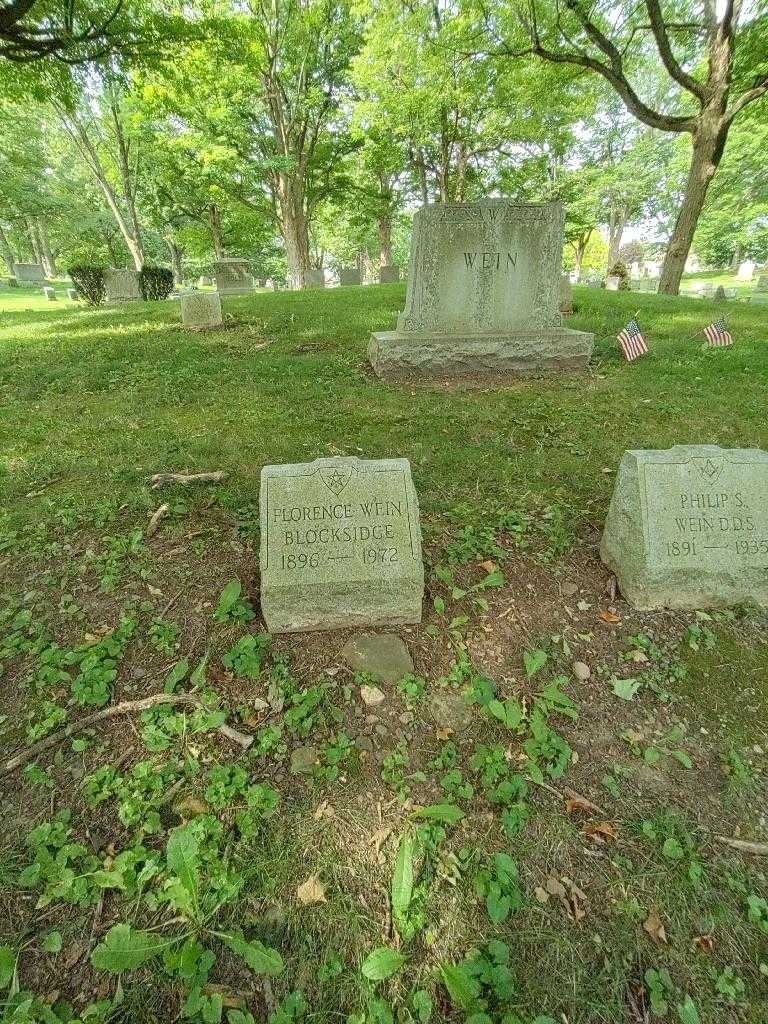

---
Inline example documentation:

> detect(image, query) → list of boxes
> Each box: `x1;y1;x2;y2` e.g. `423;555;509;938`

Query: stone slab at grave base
260;456;424;633
369;327;593;379
601;445;768;610
181;291;223;330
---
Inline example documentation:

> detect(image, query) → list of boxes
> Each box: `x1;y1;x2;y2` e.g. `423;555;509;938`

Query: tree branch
644;0;707;101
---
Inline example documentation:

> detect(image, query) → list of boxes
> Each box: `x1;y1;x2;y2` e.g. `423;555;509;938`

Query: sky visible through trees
0;0;766;291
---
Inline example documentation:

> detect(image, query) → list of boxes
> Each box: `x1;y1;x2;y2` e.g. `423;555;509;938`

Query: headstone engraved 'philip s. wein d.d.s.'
601;446;768;609
368;200;593;379
260;457;424;632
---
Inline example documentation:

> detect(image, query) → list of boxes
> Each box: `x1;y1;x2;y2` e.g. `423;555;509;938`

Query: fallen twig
146;503;170;537
150;471;227;489
217;722;254;750
1;693;251;776
714;835;768;856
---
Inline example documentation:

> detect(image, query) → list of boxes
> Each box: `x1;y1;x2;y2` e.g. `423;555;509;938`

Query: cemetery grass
0;284;767;1023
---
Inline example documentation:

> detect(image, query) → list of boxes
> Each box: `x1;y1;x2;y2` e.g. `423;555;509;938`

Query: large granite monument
601;446;768;609
369;201;593;378
214;259;253;295
104;268;142;303
260;457;424;632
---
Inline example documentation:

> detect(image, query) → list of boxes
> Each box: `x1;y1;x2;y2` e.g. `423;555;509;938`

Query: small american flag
704;316;733;347
617;318;648;361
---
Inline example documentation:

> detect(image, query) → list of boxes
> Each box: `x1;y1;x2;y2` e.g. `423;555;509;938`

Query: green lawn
0;283;767;1024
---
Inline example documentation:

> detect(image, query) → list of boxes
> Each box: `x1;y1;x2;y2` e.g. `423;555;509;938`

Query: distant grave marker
379;265;400;283
181;291;223;330
214;259;253;295
305;269;326;289
601;446;768;609
260;457;424;632
14;263;45;283
43;286;56;301
104;268;142;303
339;268;361;286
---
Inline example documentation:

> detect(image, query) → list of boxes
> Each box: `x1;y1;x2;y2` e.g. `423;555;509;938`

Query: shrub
68;265;105;306
139;266;174;301
608;261;631;290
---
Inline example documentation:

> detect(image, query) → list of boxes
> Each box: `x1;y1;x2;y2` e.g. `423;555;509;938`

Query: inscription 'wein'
463;250;518;270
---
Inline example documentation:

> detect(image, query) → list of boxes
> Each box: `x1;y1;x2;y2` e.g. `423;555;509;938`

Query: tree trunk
60;109;145;271
378;213;393;267
209;204;225;259
729;244;741;270
0;222;16;275
574;229;592;279
26;216;42;264
606;204;627;272
277;177;310;289
110;101;145;271
167;239;183;286
36;218;57;278
659;121;725;295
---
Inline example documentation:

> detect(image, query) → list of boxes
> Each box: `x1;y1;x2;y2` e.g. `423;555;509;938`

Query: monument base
368;328;594;379
263;583;423;634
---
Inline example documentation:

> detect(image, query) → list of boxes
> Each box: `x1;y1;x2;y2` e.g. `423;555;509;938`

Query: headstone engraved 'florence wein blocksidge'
369;200;593;378
601;446;768;609
260;457;424;632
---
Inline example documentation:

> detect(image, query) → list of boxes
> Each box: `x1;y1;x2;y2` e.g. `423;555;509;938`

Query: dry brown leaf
436;727;453;741
480;560;498;574
534;885;549;903
693;934;714;954
545;875;566;898
313;800;335;820
296;874;326;905
643;909;668;944
584;821;618;845
370;825;394;858
565;794;601;816
599;609;622;624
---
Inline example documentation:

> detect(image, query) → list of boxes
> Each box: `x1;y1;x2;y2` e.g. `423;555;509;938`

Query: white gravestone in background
737;260;755;282
369;200;593;378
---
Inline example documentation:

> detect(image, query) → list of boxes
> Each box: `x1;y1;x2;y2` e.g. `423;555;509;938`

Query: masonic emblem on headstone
694;457;724;483
320;465;353;495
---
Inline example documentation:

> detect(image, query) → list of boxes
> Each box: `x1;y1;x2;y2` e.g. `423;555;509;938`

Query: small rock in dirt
374;724;389;737
290;746;318;774
131;668;147;679
365;714;379;725
341;633;414;684
360;684;385;706
572;661;591;681
561;582;578;597
428;691;473;733
355;735;374;753
175;795;211;818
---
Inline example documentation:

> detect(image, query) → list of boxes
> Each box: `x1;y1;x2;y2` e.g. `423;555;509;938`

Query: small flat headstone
756;274;768;292
43;286;56;301
181;291;223;330
605;276;621;291
714;285;726;301
67;288;78;301
260;456;424;632
341;633;414;683
601;445;768;609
